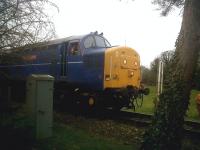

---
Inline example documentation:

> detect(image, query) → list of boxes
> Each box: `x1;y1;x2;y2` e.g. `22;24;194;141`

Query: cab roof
4;32;105;53
46;31;104;46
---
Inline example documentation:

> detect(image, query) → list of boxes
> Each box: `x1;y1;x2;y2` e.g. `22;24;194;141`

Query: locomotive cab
65;32;148;109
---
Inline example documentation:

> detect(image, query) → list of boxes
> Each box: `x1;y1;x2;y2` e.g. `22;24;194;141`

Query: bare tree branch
0;0;58;52
152;0;185;16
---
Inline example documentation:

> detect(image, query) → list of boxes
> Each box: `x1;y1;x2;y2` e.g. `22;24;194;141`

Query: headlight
134;62;138;66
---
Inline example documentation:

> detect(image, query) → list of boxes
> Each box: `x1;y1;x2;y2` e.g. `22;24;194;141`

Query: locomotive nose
103;46;141;89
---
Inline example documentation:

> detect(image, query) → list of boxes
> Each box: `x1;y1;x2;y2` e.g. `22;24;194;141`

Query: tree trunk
141;0;200;149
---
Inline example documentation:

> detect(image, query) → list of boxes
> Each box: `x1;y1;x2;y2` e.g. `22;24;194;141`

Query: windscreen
84;35;111;49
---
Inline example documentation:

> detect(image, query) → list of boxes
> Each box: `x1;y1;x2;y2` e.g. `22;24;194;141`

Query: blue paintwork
0;33;109;91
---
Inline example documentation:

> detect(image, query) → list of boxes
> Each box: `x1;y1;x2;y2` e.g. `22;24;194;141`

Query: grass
36;123;136;150
134;86;156;115
186;89;200;120
1;104;200;150
134;86;200;121
0;111;137;150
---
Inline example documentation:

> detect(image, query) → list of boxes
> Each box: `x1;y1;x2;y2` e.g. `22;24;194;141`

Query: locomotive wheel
112;98;123;111
112;103;123;111
54;89;76;112
112;94;124;111
84;96;96;109
77;96;96;113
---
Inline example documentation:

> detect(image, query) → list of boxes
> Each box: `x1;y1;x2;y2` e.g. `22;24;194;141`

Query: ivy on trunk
141;0;200;149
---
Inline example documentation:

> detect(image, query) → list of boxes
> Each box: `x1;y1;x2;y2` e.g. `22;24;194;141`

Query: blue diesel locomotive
0;32;148;110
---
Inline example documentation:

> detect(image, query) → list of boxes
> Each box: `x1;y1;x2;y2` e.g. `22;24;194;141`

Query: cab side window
69;42;80;56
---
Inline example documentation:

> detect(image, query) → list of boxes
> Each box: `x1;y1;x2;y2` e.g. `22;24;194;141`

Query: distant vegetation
141;50;200;90
141;50;174;86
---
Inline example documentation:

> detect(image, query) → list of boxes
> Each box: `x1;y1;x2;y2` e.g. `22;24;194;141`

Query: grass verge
0;111;137;150
133;86;200;121
36;122;136;150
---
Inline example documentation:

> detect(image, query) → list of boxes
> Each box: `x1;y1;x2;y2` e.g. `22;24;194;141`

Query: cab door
60;43;67;77
67;40;83;82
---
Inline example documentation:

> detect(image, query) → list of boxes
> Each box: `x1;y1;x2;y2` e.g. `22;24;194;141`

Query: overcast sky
51;0;182;67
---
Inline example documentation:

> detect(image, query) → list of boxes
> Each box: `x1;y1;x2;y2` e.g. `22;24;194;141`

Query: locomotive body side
0;32;148;109
0;35;106;91
0;44;61;80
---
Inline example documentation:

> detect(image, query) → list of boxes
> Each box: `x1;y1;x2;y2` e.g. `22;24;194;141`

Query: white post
160;61;164;93
157;60;164;102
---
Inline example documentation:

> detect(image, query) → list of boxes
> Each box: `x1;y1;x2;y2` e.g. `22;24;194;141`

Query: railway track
119;111;200;137
81;109;200;137
57;100;200;138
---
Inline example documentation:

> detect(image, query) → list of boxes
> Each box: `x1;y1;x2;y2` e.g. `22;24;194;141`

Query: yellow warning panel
104;46;141;89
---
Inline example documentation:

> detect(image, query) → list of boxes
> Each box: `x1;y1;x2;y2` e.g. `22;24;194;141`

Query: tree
160;50;175;82
0;0;57;52
149;57;159;85
141;65;151;85
0;0;57;111
143;50;174;86
141;0;200;149
160;50;174;65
